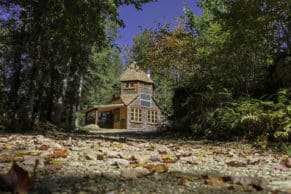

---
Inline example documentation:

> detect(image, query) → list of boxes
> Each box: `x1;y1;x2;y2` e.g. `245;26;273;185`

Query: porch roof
82;103;124;113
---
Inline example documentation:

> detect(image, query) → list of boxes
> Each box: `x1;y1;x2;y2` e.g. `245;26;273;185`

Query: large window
148;111;158;123
131;108;142;122
140;88;151;108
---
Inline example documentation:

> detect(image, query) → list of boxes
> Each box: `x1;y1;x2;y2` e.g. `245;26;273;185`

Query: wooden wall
127;95;161;129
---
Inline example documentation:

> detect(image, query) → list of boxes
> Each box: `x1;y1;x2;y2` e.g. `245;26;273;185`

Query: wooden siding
127;96;161;129
113;106;127;129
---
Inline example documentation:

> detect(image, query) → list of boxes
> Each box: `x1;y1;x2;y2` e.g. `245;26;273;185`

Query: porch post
95;109;99;125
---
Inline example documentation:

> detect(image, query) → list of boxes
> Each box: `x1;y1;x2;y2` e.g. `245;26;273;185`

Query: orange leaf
144;164;168;174
51;149;69;158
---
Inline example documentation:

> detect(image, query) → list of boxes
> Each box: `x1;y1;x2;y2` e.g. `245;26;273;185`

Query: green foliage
81;46;122;106
0;0;154;130
163;0;291;142
206;89;291;140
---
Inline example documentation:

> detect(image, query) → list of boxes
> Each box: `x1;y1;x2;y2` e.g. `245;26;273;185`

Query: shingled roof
120;63;153;84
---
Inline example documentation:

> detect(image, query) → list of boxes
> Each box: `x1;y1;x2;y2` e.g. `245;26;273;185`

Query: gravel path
0;131;290;194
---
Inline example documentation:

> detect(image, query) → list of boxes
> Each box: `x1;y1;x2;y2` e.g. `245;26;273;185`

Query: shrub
206;88;291;141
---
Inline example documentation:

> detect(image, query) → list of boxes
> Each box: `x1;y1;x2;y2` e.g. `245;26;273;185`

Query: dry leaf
203;175;229;189
0;161;38;194
179;178;190;186
97;154;105;160
144;164;168;174
51;149;69;158
146;144;156;151
111;143;123;149
226;160;247;167
0;154;14;163
195;152;206;158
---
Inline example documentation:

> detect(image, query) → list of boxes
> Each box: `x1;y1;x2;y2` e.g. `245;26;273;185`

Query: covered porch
83;104;127;129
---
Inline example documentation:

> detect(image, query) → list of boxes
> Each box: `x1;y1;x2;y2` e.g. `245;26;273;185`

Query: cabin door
113;109;120;129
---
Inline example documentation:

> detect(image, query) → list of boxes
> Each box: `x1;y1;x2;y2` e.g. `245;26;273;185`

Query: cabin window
148;111;158;123
140;88;151;108
131;108;142;122
124;82;135;89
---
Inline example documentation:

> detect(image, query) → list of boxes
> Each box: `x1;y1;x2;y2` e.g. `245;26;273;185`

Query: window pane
141;100;151;107
141;94;151;100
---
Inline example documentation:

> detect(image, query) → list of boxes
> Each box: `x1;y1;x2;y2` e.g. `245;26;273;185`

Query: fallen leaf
203;175;229;189
0;160;38;194
97;154;105;160
179;178;190;186
175;152;192;159
160;154;177;163
111;143;123;149
163;158;178;163
0;154;15;163
144;164;168;174
146;144;156;151
195;152;206;158
247;158;260;165
14;151;41;158
226;160;247;167
51;149;69;158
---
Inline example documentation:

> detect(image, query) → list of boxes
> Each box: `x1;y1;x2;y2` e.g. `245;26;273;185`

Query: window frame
140;88;151;108
131;108;142;123
124;82;135;89
147;110;158;124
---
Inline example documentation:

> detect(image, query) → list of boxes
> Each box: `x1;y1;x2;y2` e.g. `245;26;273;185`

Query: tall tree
0;0;154;130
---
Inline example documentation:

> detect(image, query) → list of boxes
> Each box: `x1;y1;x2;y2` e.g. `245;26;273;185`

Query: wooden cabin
83;63;164;129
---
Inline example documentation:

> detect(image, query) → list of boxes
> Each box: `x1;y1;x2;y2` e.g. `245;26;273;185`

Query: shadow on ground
31;171;262;194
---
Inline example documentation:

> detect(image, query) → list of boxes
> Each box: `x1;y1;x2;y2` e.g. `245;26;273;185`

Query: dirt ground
0;129;290;194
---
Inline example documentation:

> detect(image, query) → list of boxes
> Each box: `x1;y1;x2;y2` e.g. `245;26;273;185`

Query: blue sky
116;0;202;46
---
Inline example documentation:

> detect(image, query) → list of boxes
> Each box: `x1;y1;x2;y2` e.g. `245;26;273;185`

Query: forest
0;0;290;144
0;1;291;193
